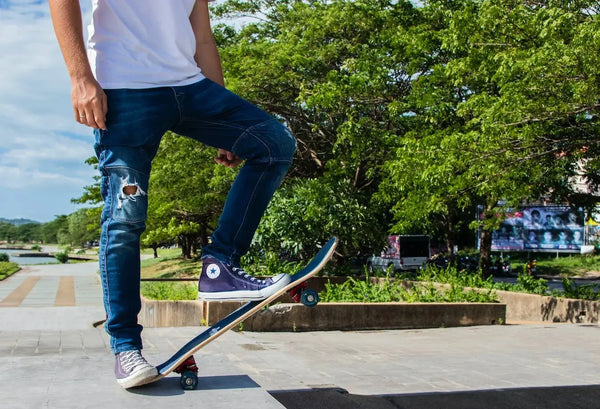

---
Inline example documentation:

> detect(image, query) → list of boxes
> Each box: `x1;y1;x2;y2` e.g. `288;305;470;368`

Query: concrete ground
0;261;599;409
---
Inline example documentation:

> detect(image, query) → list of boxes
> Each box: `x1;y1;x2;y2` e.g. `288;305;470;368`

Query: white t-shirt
87;0;214;89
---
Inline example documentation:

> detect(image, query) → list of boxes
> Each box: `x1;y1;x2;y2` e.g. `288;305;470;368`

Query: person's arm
190;0;241;167
190;1;225;86
49;0;106;130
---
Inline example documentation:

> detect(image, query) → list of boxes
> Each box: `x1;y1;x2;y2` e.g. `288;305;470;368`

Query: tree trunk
479;228;492;277
444;219;456;254
180;235;192;259
198;225;210;257
441;209;461;254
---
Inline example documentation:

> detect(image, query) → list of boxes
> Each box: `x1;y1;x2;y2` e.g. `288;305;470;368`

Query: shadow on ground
129;375;260;397
270;385;600;409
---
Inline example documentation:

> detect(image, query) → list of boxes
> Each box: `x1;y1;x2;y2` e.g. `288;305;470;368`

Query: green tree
41;215;70;245
16;223;42;243
67;208;99;248
71;156;102;241
140;195;173;259
380;0;600;272
214;0;420;258
144;132;237;259
0;222;17;243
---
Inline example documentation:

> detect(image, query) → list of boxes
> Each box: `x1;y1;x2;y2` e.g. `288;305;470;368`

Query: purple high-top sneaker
198;258;291;301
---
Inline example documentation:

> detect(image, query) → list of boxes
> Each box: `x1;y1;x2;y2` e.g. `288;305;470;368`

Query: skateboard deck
148;237;338;389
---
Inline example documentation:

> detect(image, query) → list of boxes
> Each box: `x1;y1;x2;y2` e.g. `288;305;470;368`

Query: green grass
140;249;200;279
138;248;600;302
447;248;600;277
480;251;600;277
533;254;600;276
0;261;20;280
140;281;197;300
139;249;199;300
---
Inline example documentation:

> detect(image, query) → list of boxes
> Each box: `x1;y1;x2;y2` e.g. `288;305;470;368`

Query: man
50;0;295;389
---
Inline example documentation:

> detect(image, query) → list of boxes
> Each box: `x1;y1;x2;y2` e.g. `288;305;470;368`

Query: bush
415;265;492;288
0;261;19;280
243;251;301;277
417;264;600;301
0;253;8;262
54;251;69;263
30;244;42;251
320;271;498;303
516;270;549;295
560;277;600;301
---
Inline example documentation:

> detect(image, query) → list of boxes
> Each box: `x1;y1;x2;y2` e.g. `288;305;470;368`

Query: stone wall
139;298;506;330
496;290;599;324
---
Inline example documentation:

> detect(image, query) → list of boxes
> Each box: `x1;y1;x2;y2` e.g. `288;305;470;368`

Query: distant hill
0;218;40;226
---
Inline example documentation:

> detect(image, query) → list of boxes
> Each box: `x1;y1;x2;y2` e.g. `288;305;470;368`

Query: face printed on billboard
491;206;584;252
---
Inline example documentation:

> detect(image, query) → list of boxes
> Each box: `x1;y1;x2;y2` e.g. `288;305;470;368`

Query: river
0;248;58;265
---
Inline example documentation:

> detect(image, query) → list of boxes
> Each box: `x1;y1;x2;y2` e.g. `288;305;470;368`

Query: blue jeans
94;79;296;353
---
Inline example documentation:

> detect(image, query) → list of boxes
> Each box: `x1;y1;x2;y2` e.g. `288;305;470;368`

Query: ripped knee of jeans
103;167;149;224
117;177;147;210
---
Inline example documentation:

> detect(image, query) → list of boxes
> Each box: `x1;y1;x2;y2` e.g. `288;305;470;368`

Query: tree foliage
378;0;600;270
214;0;422;259
251;177;382;262
47;0;600;271
142;132;237;258
0;222;42;243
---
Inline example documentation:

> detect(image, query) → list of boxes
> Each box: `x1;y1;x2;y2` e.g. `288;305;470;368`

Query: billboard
491;206;584;253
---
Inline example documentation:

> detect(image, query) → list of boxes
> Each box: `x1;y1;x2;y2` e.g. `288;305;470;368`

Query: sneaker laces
119;350;150;373
232;267;265;284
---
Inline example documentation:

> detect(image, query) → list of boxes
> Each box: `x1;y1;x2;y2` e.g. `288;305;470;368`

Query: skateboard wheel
180;371;198;390
300;289;319;307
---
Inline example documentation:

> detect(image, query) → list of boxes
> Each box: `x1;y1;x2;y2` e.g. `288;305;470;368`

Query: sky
0;0;96;222
0;0;241;224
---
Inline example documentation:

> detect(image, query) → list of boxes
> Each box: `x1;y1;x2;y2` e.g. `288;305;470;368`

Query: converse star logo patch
206;264;221;279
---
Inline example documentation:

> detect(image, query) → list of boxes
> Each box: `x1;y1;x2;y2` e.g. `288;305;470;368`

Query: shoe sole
117;366;158;389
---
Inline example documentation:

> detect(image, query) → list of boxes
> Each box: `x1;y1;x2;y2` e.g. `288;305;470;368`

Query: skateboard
149;237;338;389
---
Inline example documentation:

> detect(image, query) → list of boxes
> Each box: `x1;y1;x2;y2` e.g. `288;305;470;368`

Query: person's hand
214;149;242;168
71;76;107;130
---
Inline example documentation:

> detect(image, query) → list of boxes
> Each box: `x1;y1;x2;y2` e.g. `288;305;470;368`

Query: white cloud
0;1;96;219
0;165;85;188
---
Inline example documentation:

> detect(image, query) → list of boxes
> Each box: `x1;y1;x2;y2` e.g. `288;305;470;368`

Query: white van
366;235;430;273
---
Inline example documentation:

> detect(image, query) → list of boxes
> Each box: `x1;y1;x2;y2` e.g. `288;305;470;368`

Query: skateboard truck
174;355;198;390
287;281;319;307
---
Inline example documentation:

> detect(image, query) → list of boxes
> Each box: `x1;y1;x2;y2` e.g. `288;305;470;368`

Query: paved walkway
0;262;102;308
0;261;599;408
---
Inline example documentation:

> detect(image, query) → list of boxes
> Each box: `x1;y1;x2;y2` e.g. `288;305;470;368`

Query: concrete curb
138;277;600;329
139;298;506;330
139;299;204;327
213;302;505;331
496;290;600;323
